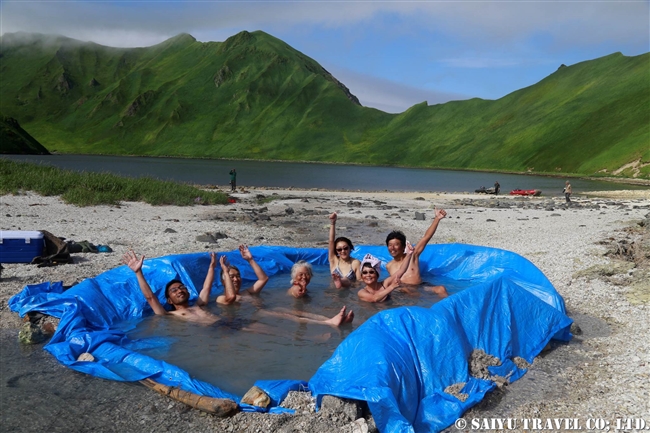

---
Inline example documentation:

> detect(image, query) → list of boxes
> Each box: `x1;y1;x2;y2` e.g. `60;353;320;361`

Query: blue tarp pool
9;244;572;433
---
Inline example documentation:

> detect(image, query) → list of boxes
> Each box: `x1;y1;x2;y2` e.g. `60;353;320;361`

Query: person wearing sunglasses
327;212;362;289
123;250;225;325
217;245;269;305
357;249;413;303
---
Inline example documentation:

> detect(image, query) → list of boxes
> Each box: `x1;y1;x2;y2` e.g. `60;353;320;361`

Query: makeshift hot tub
9;244;572;433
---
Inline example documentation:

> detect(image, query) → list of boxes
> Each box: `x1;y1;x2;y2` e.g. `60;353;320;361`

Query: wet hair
290;260;313;284
219;265;241;283
386;230;406;247
334;237;354;254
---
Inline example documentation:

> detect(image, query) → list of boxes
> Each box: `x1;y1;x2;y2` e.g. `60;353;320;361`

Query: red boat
510;189;542;196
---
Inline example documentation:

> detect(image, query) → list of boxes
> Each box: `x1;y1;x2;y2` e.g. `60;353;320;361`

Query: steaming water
127;266;461;396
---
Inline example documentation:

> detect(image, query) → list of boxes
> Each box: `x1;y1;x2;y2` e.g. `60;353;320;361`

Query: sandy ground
1;187;649;432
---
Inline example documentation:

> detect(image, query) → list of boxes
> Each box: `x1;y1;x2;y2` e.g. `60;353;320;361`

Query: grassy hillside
0;31;648;178
0;114;50;154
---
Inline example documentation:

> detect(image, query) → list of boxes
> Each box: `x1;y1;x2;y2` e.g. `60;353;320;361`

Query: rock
414;212;426;221
164;228;177;233
285;207;295;215
319;395;363;423
241;386;271;408
351;418;369;433
77;353;95;362
195;234;217;243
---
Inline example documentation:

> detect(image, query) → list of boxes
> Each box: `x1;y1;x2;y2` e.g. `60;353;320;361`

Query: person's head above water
220;264;242;291
360;254;381;277
288;261;313;298
386;230;407;257
165;279;190;309
334;237;354;258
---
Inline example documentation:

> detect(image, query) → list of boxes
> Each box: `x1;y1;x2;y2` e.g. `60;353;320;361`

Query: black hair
385;230;406;247
164;279;184;310
334;237;354;254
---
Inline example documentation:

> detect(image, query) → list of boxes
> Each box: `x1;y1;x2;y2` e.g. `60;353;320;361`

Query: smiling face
335;241;351;259
289;266;312;298
361;264;379;285
227;269;242;291
387;238;404;258
166;282;189;306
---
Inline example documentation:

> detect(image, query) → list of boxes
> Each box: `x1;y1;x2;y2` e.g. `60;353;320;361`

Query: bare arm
358;282;399;303
383;250;412;287
197;252;216;306
219;255;237;304
240;245;268;294
327;212;338;266
122;250;167;315
413;207;447;256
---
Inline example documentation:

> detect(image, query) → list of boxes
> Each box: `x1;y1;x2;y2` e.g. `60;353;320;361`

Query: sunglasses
361;270;376;275
336;246;350;252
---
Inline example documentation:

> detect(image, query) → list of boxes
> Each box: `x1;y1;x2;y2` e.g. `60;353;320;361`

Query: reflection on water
3;154;646;193
128;266;465;396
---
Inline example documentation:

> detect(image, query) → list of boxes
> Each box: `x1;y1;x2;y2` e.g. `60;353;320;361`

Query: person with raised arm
385;207;448;297
327;212;361;289
217;245;269;305
122;250;221;325
357;248;413;303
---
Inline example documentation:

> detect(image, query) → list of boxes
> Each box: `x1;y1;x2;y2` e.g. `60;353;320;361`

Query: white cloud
328;66;470;113
1;1;647;49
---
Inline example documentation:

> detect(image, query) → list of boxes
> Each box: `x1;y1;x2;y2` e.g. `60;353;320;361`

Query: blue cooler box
0;231;45;263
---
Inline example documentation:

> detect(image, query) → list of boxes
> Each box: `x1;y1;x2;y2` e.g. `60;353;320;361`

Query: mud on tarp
9;244;572;431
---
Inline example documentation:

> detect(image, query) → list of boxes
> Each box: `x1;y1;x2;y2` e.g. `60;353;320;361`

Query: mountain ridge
1;31;648;179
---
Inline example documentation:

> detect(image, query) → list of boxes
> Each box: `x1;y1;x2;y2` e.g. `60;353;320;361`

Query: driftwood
139;378;238;417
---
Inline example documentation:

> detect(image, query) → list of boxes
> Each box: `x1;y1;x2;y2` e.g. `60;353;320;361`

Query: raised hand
122;250;144;273
219;255;230;271
434;207;447;220
239;244;253;261
209;251;217;269
329;212;337;224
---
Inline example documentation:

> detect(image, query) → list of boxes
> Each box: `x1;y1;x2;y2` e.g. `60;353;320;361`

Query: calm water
128;266;461;396
3;154;646;193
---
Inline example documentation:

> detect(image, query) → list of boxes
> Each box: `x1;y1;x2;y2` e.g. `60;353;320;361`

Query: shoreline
6;154;649;187
1;188;648;432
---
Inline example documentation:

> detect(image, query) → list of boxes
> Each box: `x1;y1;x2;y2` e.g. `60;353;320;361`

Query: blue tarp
9;244;572;432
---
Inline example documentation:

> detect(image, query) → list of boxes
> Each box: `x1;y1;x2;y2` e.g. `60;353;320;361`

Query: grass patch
0;159;229;206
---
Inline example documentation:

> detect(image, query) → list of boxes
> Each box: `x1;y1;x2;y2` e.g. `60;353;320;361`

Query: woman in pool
357;248;413;303
287;260;313;298
328;212;361;289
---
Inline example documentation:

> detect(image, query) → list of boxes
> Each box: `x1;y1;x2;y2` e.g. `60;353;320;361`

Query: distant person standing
563;181;572;203
229;168;237;192
494;181;500;195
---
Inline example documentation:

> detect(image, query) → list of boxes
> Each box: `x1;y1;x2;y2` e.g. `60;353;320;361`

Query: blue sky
2;1;648;112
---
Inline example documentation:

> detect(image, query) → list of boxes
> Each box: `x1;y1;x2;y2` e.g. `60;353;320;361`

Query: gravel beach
1;187;649;432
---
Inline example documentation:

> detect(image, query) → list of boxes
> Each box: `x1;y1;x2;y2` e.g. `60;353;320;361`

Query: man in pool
123;249;223;325
217;244;269;305
123;250;353;327
385;207;448;297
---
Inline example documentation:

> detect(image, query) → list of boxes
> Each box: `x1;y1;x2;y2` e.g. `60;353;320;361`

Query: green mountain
0;114;50;154
1;31;648;178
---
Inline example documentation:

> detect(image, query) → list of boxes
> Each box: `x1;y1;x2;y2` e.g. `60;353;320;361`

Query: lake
3;154;647;194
